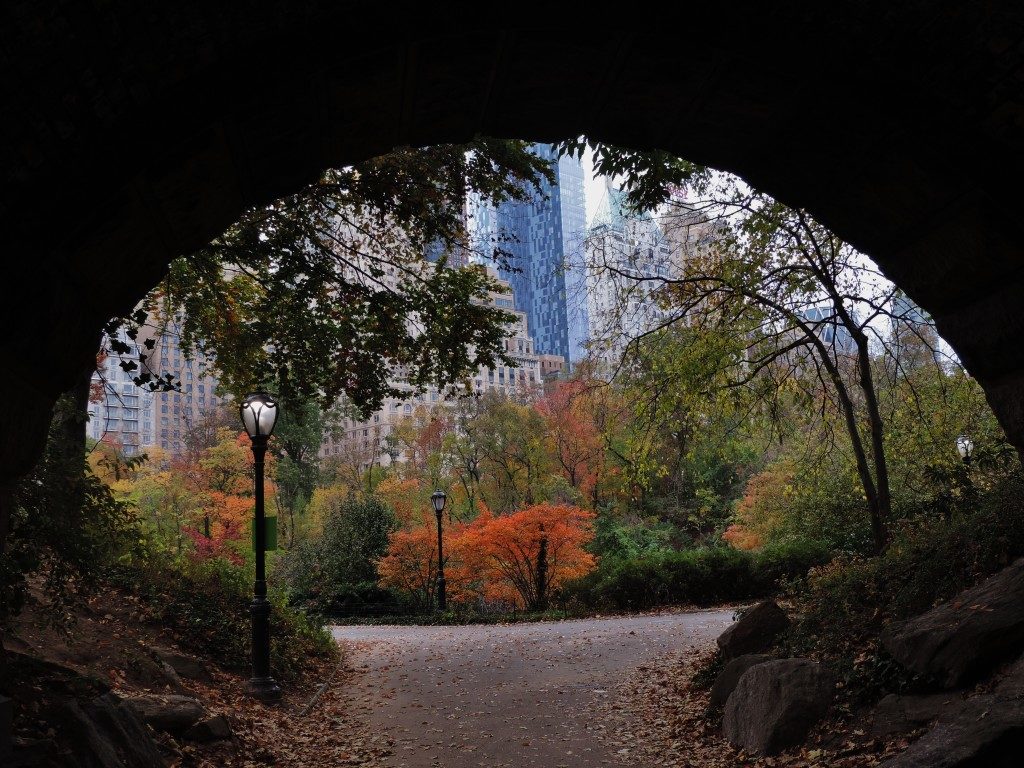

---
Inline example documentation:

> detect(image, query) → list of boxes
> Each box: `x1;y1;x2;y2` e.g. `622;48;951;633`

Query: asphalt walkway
331;610;733;767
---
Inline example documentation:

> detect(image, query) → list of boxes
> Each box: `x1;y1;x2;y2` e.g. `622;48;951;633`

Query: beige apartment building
319;265;563;469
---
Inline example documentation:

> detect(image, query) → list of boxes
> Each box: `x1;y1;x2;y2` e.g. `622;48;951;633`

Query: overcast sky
581;147;612;227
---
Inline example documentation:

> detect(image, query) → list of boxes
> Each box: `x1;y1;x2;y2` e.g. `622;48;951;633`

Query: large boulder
880;695;1024;767
881;558;1024;688
151;647;214;683
881;655;1024;767
723;658;835;755
126;694;204;735
709;654;773;710
717;601;790;659
57;693;168;767
183;714;232;743
870;692;961;737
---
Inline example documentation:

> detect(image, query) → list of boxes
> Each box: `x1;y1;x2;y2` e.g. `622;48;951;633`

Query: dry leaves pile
144;646;392;768
597;648;915;768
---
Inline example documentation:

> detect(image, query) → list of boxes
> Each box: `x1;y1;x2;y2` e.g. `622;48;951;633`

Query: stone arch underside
4;2;1024;491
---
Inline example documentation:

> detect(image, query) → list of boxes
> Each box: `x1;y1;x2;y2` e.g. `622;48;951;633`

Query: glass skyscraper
471;144;589;367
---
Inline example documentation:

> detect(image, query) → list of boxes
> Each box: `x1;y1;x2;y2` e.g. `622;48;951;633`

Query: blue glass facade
485;144;589;366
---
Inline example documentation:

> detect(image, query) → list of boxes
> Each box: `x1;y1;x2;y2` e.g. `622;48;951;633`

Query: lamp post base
246;676;282;703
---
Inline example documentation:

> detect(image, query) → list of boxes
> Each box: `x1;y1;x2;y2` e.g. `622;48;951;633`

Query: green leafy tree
281;493;397;613
111;139;555;415
1;396;137;626
588;170;950;552
271;398;334;546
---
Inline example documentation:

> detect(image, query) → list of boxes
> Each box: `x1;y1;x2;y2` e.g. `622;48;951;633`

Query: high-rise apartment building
150;320;224;455
89;319;224;456
471;144;589;367
582;183;677;368
319;265;563;468
88;328;155;455
889;291;943;369
799;305;858;357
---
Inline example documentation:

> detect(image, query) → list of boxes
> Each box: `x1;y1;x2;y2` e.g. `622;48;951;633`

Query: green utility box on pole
251;516;278;551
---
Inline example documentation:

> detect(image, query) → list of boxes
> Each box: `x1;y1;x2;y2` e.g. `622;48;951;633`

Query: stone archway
4;1;1024;494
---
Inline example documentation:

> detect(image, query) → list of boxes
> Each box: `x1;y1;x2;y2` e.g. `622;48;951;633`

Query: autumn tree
472;393;551;513
377;525;444;611
374;476;429;528
536;379;604;505
443;397;487;518
391;405;451;489
459;503;596;611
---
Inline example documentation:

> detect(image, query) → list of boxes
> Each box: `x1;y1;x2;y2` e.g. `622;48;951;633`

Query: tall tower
477;144;588;367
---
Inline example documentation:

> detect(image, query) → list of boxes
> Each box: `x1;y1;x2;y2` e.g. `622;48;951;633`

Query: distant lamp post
384;434;400;467
431;490;448;611
956;434;974;466
240;392;281;703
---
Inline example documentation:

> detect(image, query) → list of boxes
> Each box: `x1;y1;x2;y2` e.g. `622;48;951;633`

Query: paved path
331;610;733;767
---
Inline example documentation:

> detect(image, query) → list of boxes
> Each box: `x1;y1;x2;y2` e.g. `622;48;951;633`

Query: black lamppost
240;392;282;703
431;490;447;611
956;434;974;467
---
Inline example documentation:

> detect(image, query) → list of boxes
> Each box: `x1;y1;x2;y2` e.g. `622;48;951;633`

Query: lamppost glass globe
956;435;974;461
240;393;279;439
431;490;447;514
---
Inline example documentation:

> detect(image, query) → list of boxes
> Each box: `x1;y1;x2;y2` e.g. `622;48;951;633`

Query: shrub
784;473;1024;699
1;397;138;628
280;493;397;615
114;554;337;682
563;540;831;610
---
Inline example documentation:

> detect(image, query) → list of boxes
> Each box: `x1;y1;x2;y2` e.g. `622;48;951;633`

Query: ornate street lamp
240;392;281;702
431;490;447;611
956;434;974;466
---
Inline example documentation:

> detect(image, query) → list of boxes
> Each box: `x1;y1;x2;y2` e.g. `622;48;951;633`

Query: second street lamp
431;490;447;611
956;434;974;466
240;392;282;703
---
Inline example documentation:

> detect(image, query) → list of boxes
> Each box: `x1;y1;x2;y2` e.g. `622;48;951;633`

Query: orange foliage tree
375;476;429;527
177;428;274;564
377;525;443;610
458;503;596;610
186;491;252;564
536;380;604;504
725;463;797;551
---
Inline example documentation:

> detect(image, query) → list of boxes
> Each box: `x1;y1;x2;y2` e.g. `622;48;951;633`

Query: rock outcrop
881;558;1024;688
709;654;772;710
126;694;205;735
879;654;1024;766
722;658;835;755
58;693;168;767
183;714;232;743
870;692;961;737
151;647;214;683
716;601;790;659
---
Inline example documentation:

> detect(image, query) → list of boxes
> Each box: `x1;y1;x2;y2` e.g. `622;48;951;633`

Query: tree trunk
0;365;93;667
534;527;548;612
854;331;892;549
